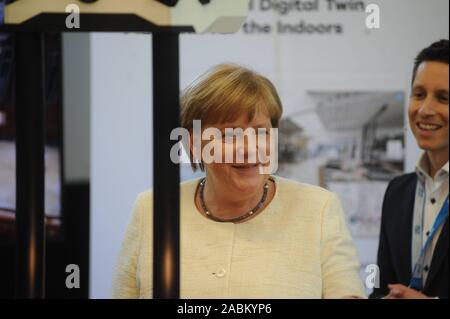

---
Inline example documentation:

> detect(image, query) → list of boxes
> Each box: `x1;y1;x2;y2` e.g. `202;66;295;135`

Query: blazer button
424;265;429;272
215;268;226;278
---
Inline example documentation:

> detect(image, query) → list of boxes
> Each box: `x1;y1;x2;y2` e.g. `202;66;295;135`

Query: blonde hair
180;63;283;172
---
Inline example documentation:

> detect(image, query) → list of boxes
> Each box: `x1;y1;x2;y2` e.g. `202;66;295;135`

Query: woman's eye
437;94;449;104
223;132;234;138
222;132;235;142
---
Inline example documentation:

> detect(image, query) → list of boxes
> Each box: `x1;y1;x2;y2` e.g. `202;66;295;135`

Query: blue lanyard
410;181;449;290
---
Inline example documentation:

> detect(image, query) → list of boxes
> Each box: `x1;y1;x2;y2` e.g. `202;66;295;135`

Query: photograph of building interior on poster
277;91;405;239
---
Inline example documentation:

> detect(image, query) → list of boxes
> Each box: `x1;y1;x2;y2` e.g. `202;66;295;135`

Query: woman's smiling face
202;111;273;194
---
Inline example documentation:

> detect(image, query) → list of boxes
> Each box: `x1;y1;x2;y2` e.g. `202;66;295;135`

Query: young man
371;40;449;299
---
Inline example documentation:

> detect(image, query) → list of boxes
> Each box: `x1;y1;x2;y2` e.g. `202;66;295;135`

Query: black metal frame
152;33;180;299
2;14;190;299
14;32;46;299
0;13;194;32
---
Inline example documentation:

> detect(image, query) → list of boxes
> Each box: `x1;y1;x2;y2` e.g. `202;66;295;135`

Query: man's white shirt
415;152;449;284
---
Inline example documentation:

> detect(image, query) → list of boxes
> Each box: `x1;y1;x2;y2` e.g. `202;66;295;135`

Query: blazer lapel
390;176;417;284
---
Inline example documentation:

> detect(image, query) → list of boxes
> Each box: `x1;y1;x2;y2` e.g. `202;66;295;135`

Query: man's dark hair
412;39;449;84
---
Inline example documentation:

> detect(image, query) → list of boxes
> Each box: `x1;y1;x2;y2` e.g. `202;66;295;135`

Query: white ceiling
308;91;405;131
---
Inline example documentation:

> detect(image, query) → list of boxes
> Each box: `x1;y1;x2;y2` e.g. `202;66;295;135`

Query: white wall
89;33;153;298
88;0;448;298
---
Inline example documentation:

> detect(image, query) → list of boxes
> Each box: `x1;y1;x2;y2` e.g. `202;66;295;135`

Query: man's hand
384;284;433;299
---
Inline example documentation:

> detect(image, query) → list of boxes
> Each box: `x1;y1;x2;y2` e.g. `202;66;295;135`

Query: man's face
408;61;449;155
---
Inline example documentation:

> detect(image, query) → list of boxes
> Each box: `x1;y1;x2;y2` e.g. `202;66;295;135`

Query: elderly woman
113;64;366;299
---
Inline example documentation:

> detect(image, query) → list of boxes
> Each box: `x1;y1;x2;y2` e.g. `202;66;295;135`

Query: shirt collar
415;151;449;182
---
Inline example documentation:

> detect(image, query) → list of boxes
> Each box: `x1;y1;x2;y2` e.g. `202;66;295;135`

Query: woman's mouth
230;164;260;174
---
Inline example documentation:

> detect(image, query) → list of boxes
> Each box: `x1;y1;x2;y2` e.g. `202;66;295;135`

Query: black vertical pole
14;32;46;299
152;32;180;299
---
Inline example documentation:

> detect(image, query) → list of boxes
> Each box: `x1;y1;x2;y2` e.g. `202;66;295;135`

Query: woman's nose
236;135;257;162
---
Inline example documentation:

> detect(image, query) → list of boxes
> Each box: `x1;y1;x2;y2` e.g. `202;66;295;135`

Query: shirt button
215;268;226;278
424;265;429;272
431;198;436;204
